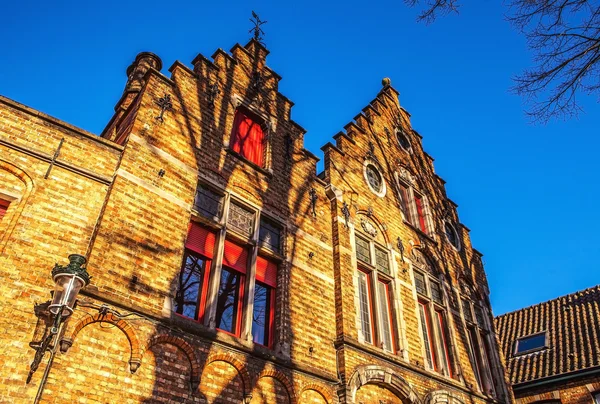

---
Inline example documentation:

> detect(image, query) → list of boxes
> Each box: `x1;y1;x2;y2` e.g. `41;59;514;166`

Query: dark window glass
419;302;437;370
414;271;427;296
430;281;443;305
375;247;390;275
358;270;373;343
462;299;473;322
467;326;484;391
445;223;459;248
356;236;371;264
174;251;207;319
397;131;411;150
259;217;281;253
215;268;241;334
593;392;600;404
436;310;454;377
227;202;255;236
474;305;486;328
516;333;546;354
252;282;271;346
365;164;383;193
194;185;223;219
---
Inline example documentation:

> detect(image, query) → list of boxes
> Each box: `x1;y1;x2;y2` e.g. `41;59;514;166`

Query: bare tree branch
507;0;600;122
405;0;461;24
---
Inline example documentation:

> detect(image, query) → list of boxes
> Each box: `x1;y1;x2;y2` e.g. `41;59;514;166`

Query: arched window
412;249;456;378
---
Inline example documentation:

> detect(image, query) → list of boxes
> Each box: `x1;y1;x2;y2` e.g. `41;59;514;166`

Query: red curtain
185;223;216;258
223;239;248;274
414;195;427;233
0;200;8;222
230;110;265;167
256;256;277;287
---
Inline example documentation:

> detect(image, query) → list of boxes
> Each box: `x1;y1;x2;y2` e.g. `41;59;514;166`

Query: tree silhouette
406;0;600;122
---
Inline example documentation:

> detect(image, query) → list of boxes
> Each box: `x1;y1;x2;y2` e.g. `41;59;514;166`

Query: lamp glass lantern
48;254;90;317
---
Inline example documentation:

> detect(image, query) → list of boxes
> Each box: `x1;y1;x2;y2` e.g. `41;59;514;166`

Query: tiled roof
494;285;600;386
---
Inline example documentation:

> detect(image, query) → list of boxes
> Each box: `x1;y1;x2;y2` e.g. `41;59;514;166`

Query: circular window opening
445;223;460;250
397;131;411;150
365;164;385;196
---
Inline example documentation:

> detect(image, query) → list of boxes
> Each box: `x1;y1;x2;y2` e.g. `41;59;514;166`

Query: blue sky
1;1;598;315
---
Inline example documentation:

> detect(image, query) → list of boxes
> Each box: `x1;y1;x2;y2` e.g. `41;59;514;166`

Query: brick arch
205;352;252;395
60;312;142;373
253;368;297;404
0;159;35;251
346;365;421;404
299;383;333;403
144;334;201;389
423;390;465;404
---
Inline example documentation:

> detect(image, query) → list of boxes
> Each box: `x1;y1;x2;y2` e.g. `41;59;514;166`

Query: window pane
0;199;9;222
231;109;265;167
436;310;454;377
430;281;443;304
356;236;371;265
358;271;373;343
594;392;600;404
467;327;484;391
194;184;223;219
375;247;390;275
414;194;427;233
365;164;383;193
462;299;473;322
474;305;486;328
419;302;436;370
259;217;281;253
516;333;546;353
215;268;241;334
377;281;394;352
399;184;412;224
482;332;497;396
227;202;255;237
174;251;206;319
414;271;427;296
252;282;271;346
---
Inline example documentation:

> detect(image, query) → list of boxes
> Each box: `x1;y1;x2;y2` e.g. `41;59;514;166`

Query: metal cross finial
249;11;267;43
155;94;173;122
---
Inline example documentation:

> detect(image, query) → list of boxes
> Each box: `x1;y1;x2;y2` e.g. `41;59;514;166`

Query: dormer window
230;108;266;167
515;332;547;355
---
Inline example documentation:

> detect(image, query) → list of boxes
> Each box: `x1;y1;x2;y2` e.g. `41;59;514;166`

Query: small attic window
396;130;411;151
515;332;547;355
230;108;266;167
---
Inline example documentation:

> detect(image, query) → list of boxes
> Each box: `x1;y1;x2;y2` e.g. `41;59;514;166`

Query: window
413;252;455;377
0;199;10;222
397;179;429;234
230;108;266;167
593;392;600;404
515;332;547;355
175;185;281;348
396;130;411;150
355;234;396;353
364;163;385;197
444;222;460;250
462;298;497;396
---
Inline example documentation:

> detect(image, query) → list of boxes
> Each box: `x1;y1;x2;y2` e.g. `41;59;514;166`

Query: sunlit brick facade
0;37;512;403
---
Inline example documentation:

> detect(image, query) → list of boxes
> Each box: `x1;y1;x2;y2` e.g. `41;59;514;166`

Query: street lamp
27;254;90;387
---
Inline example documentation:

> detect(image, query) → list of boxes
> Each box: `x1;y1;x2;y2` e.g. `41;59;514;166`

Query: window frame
444;221;461;251
461;297;498;396
354;232;397;353
396;129;412;151
413;262;456;378
363;161;387;198
513;331;548;356
593;392;600;404
228;107;270;169
396;177;431;235
180;182;284;349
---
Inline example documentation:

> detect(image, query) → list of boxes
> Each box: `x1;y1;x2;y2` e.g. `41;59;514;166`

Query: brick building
495;286;600;404
0;34;512;403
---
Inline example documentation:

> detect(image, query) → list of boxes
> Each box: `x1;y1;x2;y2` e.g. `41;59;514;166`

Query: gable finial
249;11;267;44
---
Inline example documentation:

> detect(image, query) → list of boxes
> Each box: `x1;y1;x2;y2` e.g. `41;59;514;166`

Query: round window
365;164;384;195
445;223;460;250
397;131;411;150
